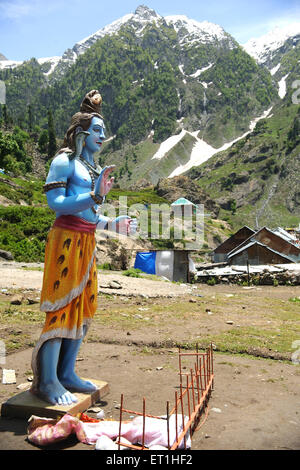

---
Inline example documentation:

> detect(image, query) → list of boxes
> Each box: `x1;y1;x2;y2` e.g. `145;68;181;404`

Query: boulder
0;249;13;261
10;294;23;305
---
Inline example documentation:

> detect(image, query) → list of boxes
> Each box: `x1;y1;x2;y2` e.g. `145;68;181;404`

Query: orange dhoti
31;215;98;394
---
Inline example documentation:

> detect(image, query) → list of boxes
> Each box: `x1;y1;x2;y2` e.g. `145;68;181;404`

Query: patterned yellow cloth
31;218;98;394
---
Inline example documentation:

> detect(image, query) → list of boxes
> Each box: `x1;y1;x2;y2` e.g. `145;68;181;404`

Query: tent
171;198;202;218
171;197;197;207
134;250;190;282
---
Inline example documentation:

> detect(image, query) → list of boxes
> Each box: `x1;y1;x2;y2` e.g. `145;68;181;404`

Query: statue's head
61;90;104;152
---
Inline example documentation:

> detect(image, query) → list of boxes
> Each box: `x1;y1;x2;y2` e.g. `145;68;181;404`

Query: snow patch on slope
152;130;187;160
75;13;134;54
164;107;273;177
278;73;289;99
37;56;61;75
0;59;23;69
189;63;214;77
0;56;60;73
270;63;281;76
178;62;214;81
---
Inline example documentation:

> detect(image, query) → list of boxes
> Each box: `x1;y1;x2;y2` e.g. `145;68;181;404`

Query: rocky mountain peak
134;5;160;20
164;14;232;46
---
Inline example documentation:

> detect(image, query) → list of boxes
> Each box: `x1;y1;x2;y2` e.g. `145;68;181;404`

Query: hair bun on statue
80;90;103;115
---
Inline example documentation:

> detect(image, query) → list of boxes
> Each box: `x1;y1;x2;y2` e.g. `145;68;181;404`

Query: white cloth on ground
83;414;191;449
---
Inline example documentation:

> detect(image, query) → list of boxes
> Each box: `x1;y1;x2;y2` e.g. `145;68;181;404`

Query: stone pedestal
1;379;109;420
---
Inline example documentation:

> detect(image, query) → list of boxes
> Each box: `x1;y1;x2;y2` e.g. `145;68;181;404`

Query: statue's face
85;116;106;154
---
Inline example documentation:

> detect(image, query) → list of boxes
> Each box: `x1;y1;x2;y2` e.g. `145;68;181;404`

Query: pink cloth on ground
27;414;87;446
27;414;191;449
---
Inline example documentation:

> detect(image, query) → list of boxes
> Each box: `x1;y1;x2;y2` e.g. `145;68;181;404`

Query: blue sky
0;0;300;61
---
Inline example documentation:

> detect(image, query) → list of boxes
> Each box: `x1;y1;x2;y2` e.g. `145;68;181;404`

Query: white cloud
229;6;300;43
0;1;33;19
266;11;300;31
0;0;67;20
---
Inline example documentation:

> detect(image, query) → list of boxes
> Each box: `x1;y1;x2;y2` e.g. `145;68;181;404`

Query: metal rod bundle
115;344;214;450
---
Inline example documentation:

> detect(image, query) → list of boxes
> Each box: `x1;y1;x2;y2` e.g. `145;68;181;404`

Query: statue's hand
95;165;116;197
111;215;133;236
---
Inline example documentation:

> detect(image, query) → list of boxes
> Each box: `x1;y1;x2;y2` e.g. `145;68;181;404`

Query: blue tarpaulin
134;251;176;281
134;251;156;274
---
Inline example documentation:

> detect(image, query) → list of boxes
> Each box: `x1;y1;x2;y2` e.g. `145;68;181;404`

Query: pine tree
3;104;8;129
47;109;57;159
27;104;33;132
38;129;49;153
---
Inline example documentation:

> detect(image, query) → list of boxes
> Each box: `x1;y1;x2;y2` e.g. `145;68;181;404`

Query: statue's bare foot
59;372;98;394
38;381;78;406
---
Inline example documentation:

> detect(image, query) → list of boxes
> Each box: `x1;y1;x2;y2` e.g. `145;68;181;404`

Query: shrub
122;268;143;277
98;262;113;270
0;206;55;261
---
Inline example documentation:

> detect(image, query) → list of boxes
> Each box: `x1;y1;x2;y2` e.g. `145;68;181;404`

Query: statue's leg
38;338;78;405
57;326;98;393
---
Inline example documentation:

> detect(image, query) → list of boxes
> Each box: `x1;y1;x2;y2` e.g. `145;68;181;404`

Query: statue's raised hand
95;165;116;197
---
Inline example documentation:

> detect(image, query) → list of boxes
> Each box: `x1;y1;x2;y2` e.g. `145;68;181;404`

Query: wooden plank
1;379;109;420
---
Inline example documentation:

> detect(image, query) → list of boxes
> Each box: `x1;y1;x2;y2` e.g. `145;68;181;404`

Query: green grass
122;268;143;278
1;281;300;360
106;187;170;208
1;305;44;323
201;325;300;355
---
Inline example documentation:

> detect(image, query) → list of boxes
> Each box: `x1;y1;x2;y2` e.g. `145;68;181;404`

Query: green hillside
187;99;300;230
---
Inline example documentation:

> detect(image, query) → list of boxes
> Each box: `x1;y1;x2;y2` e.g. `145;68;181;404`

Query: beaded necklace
79;156;101;179
79;156;101;214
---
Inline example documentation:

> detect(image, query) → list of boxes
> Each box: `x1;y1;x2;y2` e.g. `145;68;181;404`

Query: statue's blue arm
96;214;111;229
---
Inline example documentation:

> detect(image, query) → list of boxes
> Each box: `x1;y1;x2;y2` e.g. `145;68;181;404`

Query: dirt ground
0;261;299;451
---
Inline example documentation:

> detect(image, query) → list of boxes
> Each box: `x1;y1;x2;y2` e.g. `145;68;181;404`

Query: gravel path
0;261;194;297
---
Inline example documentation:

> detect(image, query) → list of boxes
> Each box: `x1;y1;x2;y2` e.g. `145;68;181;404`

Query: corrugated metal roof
227;239;295;263
213;226;255;253
227;226;300;258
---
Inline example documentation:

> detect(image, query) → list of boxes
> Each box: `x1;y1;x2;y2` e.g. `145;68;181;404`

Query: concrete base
1;379;109;420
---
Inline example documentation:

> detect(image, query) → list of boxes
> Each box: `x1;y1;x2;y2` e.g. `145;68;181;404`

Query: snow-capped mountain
0;5;234;78
51;6;236;81
50;6;161;79
1;5;299;81
243;21;300;102
243;22;300;66
75;5;161;54
71;6;233;57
